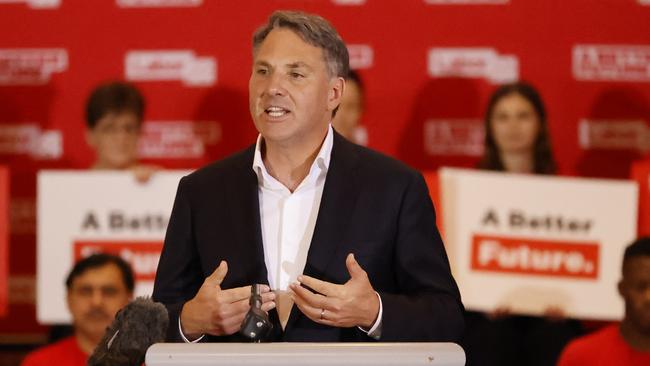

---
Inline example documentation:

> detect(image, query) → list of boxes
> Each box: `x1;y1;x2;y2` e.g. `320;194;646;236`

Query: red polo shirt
558;324;650;366
21;336;88;366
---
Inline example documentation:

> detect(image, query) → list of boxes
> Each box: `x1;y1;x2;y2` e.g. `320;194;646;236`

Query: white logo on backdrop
138;120;221;159
116;0;202;7
573;45;650;82
428;48;519;84
578;119;650;152
0;49;68;85
424;0;509;4
125;50;217;87
638;0;650;5
424;119;484;156
347;44;374;69
0;124;62;159
332;0;366;5
0;0;60;8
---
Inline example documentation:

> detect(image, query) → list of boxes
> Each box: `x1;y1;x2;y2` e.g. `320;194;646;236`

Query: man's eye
290;72;304;79
256;69;268;75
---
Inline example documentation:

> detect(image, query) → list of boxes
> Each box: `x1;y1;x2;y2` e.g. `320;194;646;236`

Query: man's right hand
179;261;276;339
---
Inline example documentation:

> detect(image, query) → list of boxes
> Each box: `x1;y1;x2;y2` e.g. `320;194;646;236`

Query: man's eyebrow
254;60;271;68
286;62;313;71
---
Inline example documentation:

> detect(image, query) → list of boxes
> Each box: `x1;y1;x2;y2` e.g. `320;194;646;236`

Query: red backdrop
1;0;649;340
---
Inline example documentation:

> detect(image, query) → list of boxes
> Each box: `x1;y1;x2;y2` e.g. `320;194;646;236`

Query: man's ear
327;76;345;112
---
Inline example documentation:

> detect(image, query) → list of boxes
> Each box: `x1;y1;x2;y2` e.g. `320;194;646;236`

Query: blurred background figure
477;81;556;174
332;70;367;145
85;81;158;181
557;237;650;365
462;81;582;366
20;254;134;366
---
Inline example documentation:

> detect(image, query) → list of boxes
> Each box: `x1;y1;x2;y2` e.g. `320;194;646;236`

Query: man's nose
91;289;103;306
264;72;286;97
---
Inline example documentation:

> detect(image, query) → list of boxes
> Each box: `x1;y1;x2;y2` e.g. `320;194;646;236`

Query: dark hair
66;253;135;292
85;81;145;129
252;10;349;79
622;237;650;274
346;69;364;93
477;81;557;174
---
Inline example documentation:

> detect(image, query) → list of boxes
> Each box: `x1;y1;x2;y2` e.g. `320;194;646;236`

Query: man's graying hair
252;10;350;79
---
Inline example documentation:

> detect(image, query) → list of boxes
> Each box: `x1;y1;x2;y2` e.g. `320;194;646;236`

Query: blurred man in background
557;237;650;365
332;70;366;145
21;254;133;366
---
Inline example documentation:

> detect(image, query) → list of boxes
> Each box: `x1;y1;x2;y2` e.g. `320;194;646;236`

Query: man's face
619;256;650;335
490;93;540;155
67;263;132;342
249;28;344;147
86;112;141;169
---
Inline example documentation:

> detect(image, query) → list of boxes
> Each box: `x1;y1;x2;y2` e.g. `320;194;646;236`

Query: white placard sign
440;168;638;320
37;171;187;324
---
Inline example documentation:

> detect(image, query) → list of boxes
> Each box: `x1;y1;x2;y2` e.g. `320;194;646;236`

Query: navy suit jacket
152;131;464;342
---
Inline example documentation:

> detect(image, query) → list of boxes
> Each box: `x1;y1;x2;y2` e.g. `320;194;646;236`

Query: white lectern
145;342;465;366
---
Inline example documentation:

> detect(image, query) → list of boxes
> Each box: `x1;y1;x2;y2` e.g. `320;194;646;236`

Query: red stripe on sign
471;235;599;279
74;241;163;281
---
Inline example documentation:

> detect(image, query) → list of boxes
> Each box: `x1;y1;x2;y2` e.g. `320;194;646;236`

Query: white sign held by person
440;168;638;320
37;171;187;323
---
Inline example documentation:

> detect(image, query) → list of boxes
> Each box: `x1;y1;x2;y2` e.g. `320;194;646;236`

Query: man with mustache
21;254;134;366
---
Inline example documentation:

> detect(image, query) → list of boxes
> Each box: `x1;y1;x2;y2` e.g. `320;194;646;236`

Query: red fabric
20;336;88;366
557;324;650;366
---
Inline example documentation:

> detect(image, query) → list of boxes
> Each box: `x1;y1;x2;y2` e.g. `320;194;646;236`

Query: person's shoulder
558;325;619;365
338;136;419;180
181;145;256;187
20;337;82;366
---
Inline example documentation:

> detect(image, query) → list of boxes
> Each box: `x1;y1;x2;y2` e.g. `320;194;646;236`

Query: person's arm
378;171;464;341
152;176;204;341
290;171;463;341
152;177;275;341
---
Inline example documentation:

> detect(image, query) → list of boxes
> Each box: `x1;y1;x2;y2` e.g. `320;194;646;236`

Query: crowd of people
5;9;649;366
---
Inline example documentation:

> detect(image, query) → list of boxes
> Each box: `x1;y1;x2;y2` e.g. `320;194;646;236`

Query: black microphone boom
88;297;169;366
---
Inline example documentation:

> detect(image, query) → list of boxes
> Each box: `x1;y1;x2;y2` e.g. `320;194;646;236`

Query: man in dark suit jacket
152;10;464;343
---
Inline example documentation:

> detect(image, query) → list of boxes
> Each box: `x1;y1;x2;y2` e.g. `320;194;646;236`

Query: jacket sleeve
152;176;204;342
378;171;465;341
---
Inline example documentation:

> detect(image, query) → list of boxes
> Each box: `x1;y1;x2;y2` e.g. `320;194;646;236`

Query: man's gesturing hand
180;261;276;339
289;254;379;329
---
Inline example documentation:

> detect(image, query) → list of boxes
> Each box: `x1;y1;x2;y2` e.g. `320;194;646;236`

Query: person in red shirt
557;237;650;366
21;254;134;366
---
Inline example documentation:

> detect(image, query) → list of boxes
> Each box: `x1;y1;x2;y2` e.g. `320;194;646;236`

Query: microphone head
88;297;169;366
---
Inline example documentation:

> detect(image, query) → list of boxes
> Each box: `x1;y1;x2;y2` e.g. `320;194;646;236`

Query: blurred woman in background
464;81;582;366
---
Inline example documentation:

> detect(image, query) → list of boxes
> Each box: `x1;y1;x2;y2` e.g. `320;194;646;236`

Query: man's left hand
289;253;379;329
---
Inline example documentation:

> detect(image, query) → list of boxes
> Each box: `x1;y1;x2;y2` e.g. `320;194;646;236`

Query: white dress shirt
180;125;381;341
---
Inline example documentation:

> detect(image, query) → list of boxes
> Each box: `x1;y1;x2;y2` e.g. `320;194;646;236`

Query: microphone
88;297;169;366
239;284;273;342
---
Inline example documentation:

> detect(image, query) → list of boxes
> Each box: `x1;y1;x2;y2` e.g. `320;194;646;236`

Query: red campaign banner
630;160;650;236
0;166;8;317
471;234;600;280
73;241;163;281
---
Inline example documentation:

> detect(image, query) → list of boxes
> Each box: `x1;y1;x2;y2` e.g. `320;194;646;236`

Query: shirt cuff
179;317;205;343
357;292;382;340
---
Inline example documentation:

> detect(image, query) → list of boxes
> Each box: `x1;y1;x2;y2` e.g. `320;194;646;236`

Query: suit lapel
228;146;269;286
283;133;361;334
